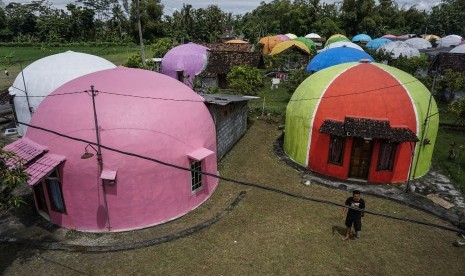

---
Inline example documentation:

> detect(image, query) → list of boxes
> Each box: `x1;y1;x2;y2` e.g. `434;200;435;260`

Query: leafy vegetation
151;37;175;58
0;148;29;209
281;68;308;93
227;65;264;95
1;0;464;45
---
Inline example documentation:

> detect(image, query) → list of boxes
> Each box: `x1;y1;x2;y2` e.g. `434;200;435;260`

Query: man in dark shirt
342;190;365;241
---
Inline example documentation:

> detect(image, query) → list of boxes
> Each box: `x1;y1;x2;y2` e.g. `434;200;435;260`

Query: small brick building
201;94;257;160
429;52;465;73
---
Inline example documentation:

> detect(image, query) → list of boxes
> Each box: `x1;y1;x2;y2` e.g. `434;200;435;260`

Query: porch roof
26;153;66;186
319;117;418;142
2;138;49;169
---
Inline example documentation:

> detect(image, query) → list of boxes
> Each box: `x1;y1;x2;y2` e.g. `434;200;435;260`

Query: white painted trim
305;64;359;167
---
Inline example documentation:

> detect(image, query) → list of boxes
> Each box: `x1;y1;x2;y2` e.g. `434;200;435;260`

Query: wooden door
349;137;374;180
218;74;228;89
33;182;48;214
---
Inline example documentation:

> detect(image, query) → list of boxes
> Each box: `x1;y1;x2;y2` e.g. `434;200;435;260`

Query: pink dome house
4;67;218;232
161;43;209;88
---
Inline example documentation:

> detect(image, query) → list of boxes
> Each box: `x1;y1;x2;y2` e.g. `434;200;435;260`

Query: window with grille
328;135;345;165
377;141;398;171
190;160;203;192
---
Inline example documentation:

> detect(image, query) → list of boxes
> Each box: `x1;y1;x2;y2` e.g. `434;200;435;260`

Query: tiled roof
319;116;418;142
199;51;262;77
200;43;254;52
3;138;48;168
26;153;66;186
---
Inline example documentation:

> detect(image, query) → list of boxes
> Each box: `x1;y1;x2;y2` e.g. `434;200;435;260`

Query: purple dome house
161;43;209;88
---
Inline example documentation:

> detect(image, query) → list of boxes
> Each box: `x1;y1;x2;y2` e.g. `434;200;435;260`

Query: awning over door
2;138;48;168
26;153;66;186
319;116;418;142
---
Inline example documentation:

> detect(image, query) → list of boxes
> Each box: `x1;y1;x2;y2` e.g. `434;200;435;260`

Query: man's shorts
345;216;362;231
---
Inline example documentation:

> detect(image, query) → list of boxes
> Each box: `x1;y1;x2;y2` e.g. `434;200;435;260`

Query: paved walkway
273;135;465;230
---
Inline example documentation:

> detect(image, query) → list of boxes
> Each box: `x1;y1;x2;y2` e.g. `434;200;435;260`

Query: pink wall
26;67;218;232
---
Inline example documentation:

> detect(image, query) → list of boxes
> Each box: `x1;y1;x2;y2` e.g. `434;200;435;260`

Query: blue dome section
306;48;374;73
352;34;372;43
366;38;392;50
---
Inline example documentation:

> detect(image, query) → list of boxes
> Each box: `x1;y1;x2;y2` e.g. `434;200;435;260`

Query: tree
66;3;96;41
129;0;164;42
0;148;29;209
4;2;39;39
340;0;376;35
151;37;174;57
450;93;465;126
77;0;120;20
227;65;263;95
281;68;309;93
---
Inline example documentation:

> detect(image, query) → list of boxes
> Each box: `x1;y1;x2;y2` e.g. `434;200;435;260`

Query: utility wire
15;121;465;236
97;90;205;102
6;73;423;103
10;85;88;98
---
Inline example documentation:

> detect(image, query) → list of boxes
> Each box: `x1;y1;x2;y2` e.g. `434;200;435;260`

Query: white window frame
45;168;66;214
190;159;203;193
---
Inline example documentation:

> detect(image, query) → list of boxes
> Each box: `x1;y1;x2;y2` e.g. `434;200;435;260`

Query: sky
2;0;442;14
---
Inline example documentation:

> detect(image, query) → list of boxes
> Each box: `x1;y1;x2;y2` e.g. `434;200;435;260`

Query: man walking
342;190;365;241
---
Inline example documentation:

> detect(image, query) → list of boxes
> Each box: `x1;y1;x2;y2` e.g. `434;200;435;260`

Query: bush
227;65;263;95
0;149;29;209
151;38;175;58
123;53;154;70
449;97;465;125
281;69;309;93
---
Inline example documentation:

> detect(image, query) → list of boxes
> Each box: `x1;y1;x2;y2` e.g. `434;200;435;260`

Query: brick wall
430;53;465;73
206;102;248;160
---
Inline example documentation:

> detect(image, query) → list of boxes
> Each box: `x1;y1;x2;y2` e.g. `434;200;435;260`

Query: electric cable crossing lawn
15;121;465;236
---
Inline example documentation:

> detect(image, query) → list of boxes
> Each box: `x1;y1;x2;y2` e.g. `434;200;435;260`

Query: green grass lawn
1;119;464;275
433;128;465;194
248;79;291;120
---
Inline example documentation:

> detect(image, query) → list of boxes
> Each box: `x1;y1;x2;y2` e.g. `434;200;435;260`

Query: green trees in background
0;0;464;45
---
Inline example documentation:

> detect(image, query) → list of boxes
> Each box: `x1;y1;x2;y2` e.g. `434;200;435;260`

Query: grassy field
0;45;152;90
248;79;291;119
1;119;464;275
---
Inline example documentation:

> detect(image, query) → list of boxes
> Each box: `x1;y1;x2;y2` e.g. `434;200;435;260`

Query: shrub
281;69;309;93
0;149;29;209
123;53;154;70
227;65;263;95
151;38;175;58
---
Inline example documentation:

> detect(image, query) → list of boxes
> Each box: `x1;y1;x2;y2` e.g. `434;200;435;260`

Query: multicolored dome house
284;62;438;183
4;67;218;232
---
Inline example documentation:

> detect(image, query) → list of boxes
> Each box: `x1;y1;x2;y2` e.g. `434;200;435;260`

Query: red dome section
308;63;417;183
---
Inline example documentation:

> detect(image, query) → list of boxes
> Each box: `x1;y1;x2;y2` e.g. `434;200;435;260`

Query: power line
97;90;205;102
15;121;465;236
9;85;88;97
5;71;424;103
